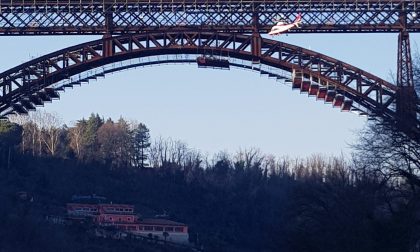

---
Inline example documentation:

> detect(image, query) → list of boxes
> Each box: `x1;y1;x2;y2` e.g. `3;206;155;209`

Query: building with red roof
66;201;189;244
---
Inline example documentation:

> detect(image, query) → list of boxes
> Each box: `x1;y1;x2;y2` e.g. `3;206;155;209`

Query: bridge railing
0;0;418;35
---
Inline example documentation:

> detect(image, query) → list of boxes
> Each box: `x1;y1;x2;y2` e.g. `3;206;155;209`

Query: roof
67;203;98;208
98;204;134;208
71;195;107;204
139;218;186;226
99;212;138;216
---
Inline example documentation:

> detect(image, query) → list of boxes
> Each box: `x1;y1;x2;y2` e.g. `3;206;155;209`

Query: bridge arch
0;31;409;127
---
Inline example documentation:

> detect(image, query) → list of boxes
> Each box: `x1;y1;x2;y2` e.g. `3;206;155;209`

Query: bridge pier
396;9;418;135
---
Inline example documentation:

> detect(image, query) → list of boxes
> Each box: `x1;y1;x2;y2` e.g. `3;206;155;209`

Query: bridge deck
0;0;418;35
0;0;417;4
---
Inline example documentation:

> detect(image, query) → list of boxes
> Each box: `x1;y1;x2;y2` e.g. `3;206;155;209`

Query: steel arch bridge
0;0;419;135
0;32;407;121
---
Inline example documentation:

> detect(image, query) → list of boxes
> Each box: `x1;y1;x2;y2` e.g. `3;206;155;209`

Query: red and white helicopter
268;13;302;36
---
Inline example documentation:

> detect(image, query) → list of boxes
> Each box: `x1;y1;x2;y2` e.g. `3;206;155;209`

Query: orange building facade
66;203;189;243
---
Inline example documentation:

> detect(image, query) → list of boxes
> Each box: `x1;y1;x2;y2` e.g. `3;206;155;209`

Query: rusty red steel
0;0;418;35
0;32;409;124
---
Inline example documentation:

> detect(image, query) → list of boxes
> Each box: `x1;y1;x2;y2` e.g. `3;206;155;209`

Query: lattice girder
0;0;418;35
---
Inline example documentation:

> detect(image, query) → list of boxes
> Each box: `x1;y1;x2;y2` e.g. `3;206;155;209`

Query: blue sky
1;33;418;157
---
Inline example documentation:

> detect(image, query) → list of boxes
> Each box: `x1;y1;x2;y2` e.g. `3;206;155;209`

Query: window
127;217;131;221
165;227;174;232
138;226;144;231
144;226;153;231
174;227;183;232
155;226;163;231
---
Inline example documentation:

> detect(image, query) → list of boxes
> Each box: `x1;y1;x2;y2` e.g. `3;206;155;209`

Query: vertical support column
102;4;114;57
396;8;418;132
251;11;261;64
103;33;113;58
397;31;413;88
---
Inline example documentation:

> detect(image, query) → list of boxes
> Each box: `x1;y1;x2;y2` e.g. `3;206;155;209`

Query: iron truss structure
0;0;418;135
0;0;418;35
1;32;417;131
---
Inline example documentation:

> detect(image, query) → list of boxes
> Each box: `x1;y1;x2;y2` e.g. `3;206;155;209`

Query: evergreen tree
133;123;151;168
96;117;133;168
83;114;104;162
0;120;22;167
0;120;22;150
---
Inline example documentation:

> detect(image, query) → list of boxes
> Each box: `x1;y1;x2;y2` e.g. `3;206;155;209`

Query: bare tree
262;154;277;175
234;147;264;170
38;111;63;156
149;136;169;168
32;111;44;155
149;136;203;170
275;156;293;177
353;122;420;188
171;140;188;167
413;45;420;95
352;121;420;252
8;114;30;153
68;120;86;158
8;111;59;156
183;149;203;169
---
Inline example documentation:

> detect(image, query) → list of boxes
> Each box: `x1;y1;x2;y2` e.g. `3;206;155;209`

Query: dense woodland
0;110;419;252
